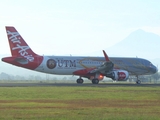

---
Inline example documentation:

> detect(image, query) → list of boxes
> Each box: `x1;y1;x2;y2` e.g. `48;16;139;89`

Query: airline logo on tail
6;27;37;62
3;27;43;70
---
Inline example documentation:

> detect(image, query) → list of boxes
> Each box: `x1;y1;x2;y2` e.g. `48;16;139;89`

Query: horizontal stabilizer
2;57;29;65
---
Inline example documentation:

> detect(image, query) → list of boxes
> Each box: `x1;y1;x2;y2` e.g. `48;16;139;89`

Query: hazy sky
0;0;160;56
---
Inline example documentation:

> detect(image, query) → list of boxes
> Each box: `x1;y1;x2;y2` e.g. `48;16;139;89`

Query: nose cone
155;67;158;73
152;66;158;74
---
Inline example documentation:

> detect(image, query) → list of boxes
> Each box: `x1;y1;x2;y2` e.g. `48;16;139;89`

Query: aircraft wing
73;50;114;75
90;60;113;73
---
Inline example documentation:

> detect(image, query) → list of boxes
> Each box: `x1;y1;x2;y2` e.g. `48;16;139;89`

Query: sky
0;0;160;56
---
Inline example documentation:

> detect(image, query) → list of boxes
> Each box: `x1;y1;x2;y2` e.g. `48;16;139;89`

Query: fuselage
35;56;157;76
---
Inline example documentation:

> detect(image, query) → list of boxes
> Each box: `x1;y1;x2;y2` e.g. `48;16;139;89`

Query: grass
0;86;160;120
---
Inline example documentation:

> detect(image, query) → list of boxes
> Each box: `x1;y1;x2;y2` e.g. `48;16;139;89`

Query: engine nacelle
106;70;129;81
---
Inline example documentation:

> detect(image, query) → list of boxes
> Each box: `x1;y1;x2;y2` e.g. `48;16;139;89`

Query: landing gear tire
92;79;99;84
136;80;141;84
135;75;141;84
76;79;84;84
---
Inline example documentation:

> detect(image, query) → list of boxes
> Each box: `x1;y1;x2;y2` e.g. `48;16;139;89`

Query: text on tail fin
6;26;36;62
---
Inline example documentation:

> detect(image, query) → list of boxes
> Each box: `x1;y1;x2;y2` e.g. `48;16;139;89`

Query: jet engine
106;70;129;81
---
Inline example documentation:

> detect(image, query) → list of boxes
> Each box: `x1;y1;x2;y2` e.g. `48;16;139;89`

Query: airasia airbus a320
2;27;158;84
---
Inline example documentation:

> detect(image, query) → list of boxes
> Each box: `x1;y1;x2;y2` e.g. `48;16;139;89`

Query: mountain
89;29;160;58
106;29;160;58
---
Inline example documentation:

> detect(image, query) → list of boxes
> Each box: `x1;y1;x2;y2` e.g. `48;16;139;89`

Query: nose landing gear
136;75;141;84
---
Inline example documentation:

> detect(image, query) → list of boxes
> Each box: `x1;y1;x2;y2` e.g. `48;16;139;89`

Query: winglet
103;50;110;61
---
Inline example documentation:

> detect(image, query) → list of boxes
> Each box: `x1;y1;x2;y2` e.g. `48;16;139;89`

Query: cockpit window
149;62;153;67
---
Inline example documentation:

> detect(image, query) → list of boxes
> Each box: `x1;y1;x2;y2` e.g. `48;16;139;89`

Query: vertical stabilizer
2;26;43;70
6;26;37;62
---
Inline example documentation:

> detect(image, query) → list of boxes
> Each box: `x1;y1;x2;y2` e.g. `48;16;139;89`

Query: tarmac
0;82;160;87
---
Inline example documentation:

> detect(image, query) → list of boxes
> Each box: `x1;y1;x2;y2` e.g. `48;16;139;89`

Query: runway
0;82;160;87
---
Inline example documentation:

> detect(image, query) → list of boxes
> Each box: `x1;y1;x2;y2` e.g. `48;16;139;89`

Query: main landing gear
92;78;99;84
76;77;99;84
76;78;84;84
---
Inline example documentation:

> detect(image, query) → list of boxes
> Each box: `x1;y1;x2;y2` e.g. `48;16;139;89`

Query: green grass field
0;86;160;120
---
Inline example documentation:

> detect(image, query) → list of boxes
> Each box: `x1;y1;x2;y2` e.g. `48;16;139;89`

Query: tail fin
3;26;43;70
6;26;37;62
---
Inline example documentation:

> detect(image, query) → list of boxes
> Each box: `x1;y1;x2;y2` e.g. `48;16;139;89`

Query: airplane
1;26;158;84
